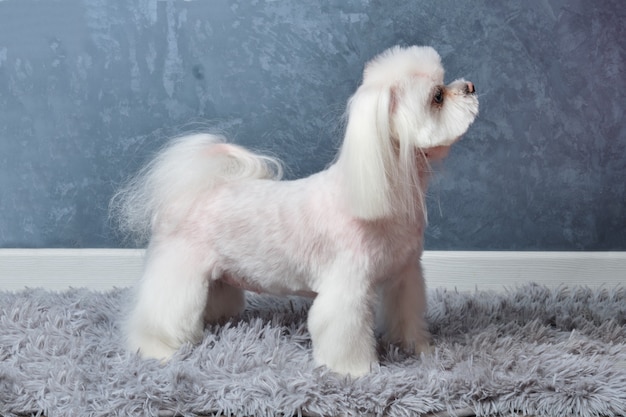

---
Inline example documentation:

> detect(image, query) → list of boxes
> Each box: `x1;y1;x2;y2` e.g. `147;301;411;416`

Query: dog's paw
311;335;379;377
414;339;434;357
320;356;378;378
383;327;432;357
128;333;179;361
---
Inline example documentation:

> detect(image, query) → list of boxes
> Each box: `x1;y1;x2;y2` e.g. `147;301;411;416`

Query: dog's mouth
423;145;451;160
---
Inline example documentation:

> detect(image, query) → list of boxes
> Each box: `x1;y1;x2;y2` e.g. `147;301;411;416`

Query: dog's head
361;45;478;153
338;46;479;220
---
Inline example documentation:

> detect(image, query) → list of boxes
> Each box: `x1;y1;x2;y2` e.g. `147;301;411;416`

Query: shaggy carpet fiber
0;283;625;417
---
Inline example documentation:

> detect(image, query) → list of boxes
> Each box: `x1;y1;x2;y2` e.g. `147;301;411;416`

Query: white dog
112;45;478;377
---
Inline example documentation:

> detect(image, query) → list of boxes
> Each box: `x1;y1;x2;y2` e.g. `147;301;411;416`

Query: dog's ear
337;85;396;219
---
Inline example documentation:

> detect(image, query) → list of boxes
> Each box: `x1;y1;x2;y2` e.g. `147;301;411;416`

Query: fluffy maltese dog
112;45;478;377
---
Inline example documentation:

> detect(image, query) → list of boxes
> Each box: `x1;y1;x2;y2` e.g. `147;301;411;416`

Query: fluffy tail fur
110;133;282;245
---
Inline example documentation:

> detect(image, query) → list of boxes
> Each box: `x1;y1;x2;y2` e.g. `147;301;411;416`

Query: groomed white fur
112;45;479;377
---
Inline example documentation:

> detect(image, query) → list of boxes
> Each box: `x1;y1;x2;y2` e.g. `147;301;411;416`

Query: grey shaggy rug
1;284;625;417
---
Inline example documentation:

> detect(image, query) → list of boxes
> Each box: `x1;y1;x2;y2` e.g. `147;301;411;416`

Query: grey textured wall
0;0;624;250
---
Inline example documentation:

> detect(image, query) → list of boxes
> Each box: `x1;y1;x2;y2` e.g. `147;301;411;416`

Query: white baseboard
0;249;624;292
0;249;145;291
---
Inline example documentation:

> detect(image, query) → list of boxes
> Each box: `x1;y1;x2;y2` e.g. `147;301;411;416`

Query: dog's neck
330;147;431;225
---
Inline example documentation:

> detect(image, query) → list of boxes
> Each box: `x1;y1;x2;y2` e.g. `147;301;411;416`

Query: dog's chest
358;218;424;277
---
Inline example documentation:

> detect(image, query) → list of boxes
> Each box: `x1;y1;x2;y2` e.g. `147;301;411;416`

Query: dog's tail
110;133;283;245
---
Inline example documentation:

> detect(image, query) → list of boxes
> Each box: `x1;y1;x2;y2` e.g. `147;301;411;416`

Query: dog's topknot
362;46;444;87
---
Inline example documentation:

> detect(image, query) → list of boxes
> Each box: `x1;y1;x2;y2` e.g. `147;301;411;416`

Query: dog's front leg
379;259;431;355
307;264;377;377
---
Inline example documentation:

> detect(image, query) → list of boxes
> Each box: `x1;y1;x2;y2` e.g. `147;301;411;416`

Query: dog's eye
432;87;444;105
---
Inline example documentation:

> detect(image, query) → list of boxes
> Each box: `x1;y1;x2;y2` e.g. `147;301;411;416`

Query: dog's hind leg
307;264;378;377
203;279;245;324
125;239;210;360
379;259;431;355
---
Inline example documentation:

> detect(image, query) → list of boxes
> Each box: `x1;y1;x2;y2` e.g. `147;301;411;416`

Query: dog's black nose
465;82;476;94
